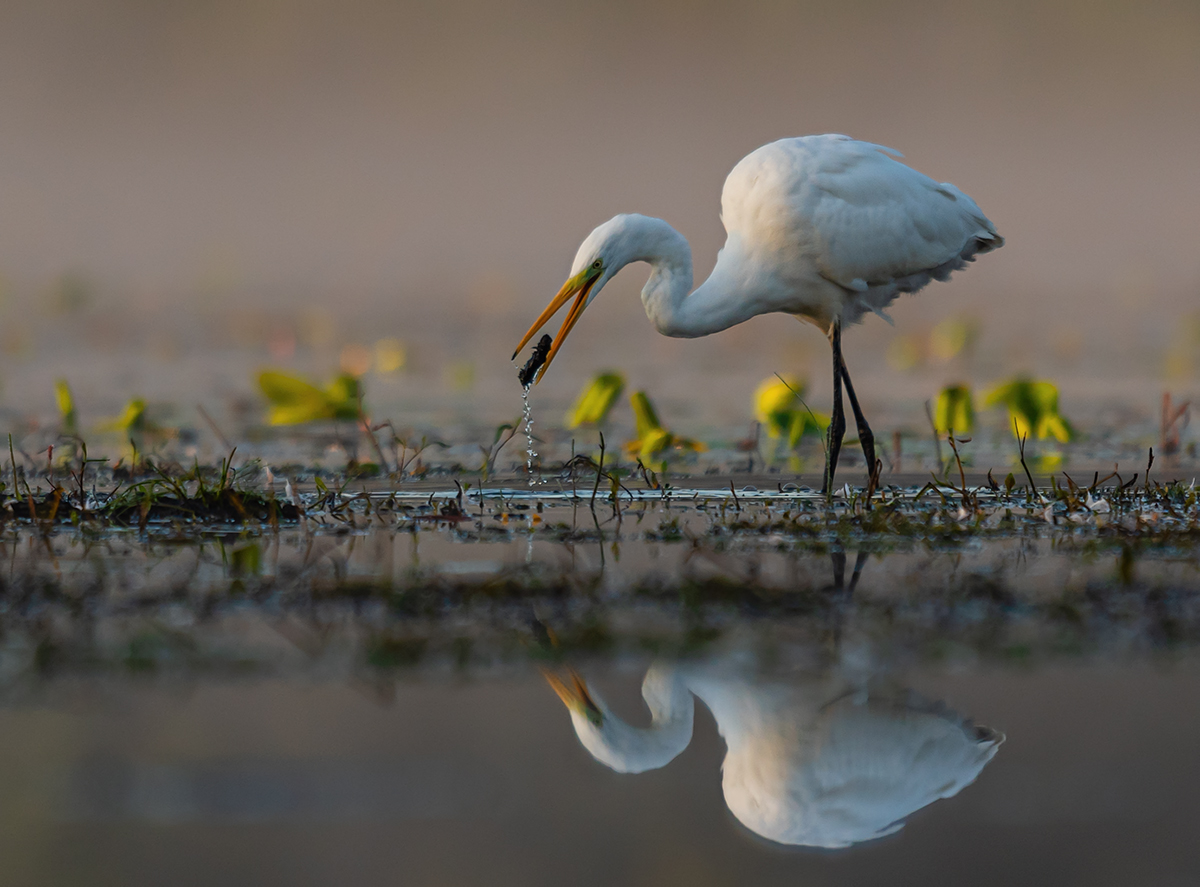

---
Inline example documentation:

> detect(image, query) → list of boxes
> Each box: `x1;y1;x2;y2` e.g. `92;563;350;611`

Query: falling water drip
516;333;552;488
522;384;538;487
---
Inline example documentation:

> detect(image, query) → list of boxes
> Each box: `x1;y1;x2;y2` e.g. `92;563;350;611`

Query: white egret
545;659;1003;848
513;135;1003;493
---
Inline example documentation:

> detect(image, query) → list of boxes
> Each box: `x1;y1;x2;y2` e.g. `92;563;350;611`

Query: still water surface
1;647;1196;885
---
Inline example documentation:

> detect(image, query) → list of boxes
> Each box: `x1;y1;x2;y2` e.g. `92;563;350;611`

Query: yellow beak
511;267;600;384
541;667;604;725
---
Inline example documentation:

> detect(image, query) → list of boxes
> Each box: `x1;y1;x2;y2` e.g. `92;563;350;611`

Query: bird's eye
592;260;602;270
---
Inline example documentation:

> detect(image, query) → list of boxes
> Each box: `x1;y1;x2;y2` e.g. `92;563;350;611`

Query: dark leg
822;321;847;497
831;547;846;590
847;549;869;593
839;362;879;486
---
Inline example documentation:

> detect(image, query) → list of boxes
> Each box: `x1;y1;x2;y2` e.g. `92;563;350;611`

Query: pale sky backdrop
0;0;1197;428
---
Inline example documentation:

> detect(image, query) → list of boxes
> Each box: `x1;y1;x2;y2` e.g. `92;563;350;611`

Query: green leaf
639;427;673;461
984;377;1074;442
324;374;362;420
624;389;706;468
258;369;362;425
933;384;974;433
629;391;663;439
754;375;804;437
566;372;625;428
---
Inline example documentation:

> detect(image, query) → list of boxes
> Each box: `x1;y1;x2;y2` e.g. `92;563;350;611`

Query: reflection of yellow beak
541;667;604;726
511;267;600;384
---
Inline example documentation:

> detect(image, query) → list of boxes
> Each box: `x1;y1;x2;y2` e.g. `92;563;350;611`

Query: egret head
542;667;604;728
511;214;680;382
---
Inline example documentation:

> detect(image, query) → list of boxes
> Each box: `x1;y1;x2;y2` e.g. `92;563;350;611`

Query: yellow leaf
985;377;1074;441
97;398;146;433
933;384;974;433
258;370;325;405
639;427;673;461
258;369;360;425
566;372;625;428
629;391;663;439
55;379;76;428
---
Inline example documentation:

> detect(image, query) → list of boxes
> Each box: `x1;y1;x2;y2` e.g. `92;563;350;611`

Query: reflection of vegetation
985;378;1074;442
933;384;974;434
566;372;625;429
258;369;361;424
3;502;1200;681
229;542;262;576
0;447;1199;681
623;390;705;469
366;635;429;669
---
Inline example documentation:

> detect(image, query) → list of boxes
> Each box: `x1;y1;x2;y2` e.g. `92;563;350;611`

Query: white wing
720;135;1002;325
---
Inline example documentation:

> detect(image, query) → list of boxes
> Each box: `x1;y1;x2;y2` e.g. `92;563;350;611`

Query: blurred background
0;0;1198;456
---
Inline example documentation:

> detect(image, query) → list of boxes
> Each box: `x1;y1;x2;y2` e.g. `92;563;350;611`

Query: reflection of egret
513;134;1003;493
546;659;1002;848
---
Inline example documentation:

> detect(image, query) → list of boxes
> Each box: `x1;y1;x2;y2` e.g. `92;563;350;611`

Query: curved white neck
606;215;758;339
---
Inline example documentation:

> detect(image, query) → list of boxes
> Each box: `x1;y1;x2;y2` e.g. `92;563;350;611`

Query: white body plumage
570;134;1002;339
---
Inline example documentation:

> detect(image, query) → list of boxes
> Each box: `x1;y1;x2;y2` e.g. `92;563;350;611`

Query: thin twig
196;404;233;452
590;432;605;509
356;397;391;474
924;401;943;469
774;373;827;456
1015;421;1037;500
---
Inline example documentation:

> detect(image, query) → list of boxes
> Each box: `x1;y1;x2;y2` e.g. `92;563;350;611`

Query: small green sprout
623;390;705;469
96;397;156;467
55;379;77;434
985;378;1075;442
257;370;361;425
99;398;147;434
933;384;974;434
566;372;625;429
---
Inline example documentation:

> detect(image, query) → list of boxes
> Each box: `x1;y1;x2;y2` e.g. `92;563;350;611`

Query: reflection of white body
550;661;1002;848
